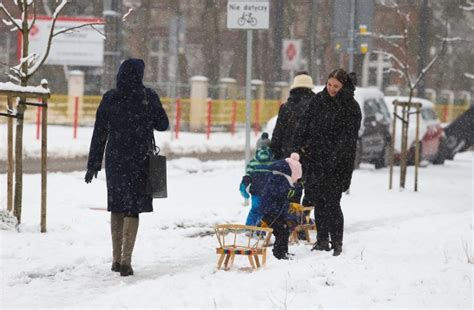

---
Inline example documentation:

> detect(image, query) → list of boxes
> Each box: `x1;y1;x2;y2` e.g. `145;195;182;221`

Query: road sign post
227;1;269;166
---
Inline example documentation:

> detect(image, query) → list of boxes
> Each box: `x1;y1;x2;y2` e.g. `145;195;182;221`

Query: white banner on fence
24;16;104;67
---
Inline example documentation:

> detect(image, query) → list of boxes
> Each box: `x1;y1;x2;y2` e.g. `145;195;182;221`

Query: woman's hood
116;58;145;90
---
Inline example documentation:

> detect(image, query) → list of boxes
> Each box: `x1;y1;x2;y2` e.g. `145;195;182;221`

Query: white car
384;96;444;164
265;86;392;168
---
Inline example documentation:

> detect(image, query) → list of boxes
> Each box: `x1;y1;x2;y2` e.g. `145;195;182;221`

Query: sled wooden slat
289;206;317;244
214;224;273;271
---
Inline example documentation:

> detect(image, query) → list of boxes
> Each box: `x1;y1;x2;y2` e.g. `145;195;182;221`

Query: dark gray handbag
143;89;167;198
145;139;167;198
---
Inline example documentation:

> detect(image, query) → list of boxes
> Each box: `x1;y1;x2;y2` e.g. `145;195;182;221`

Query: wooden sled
289;206;317;244
214;224;273;270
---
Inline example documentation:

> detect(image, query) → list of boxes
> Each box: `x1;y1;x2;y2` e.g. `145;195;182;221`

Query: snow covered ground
1;150;472;308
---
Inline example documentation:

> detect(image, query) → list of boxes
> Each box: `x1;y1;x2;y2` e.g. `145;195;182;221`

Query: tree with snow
0;0;104;225
374;1;452;189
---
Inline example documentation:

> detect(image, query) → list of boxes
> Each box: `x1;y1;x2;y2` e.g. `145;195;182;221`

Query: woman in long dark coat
85;58;169;276
293;69;361;256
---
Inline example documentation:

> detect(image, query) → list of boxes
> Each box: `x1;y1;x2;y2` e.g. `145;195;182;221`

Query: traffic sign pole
226;1;269;167
245;29;253;166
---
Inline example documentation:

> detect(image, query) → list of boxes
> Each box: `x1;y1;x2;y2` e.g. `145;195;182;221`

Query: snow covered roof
0;82;50;97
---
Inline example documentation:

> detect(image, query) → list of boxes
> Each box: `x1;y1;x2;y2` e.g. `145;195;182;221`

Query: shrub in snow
0;210;17;230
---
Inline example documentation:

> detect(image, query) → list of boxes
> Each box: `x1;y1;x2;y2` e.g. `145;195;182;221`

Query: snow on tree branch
373;50;407;73
4;0;107;81
464;73;474;79
28;0;36;31
0;3;22;30
53;21;105;37
460;0;474;11
52;0;66;18
122;8;133;22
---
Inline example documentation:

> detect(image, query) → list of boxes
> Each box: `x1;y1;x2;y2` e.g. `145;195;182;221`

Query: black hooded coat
87;59;169;214
293;84;361;199
270;88;315;160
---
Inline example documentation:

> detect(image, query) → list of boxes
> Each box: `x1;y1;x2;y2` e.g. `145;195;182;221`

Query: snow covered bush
0;209;17;230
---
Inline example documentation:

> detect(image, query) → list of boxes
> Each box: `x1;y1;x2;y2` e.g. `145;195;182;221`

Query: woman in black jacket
270;71;315;161
85;58;169;276
293;69;361;256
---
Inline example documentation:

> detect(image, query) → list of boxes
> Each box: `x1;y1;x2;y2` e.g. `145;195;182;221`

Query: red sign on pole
282;39;301;71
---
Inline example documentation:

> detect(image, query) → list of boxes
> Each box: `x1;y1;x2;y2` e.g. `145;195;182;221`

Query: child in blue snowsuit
260;153;302;260
239;133;274;226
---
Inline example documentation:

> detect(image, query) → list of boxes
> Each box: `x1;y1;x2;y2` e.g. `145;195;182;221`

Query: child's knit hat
285;153;302;183
256;132;271;149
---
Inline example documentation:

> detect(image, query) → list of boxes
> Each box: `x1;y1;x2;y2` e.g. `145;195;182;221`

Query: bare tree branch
413;22;449;87
373;32;407;56
384;67;405;80
373;50;407;72
41;0;52;16
0;3;22;30
460;0;474;11
24;0;64;78
90;24;105;38
53;21;105;37
28;0;36;31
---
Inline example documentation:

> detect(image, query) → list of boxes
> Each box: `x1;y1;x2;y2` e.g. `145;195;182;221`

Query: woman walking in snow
85;58;169;276
293;69;361;256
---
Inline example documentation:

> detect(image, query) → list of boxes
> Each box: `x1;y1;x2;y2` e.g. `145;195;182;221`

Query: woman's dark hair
295;70;309;76
328;69;357;87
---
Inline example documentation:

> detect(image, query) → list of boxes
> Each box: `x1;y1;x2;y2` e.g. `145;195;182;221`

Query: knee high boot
120;216;139;276
330;205;344;256
110;212;124;272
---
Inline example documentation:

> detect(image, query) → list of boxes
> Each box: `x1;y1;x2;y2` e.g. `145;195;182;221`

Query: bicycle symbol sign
227;1;269;30
238;12;257;26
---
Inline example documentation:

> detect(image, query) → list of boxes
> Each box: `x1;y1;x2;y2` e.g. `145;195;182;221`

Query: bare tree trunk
399;103;408;189
13;103;26;223
7;96;14;212
202;0;220;85
14;2;30;224
399;88;414;189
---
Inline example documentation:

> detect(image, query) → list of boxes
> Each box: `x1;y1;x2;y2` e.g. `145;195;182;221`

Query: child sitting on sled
260;152;302;260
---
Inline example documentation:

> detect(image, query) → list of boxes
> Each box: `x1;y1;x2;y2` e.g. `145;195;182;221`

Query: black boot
332;242;342;256
311;239;331;251
111;262;121;272
273;251;293;260
120;264;134;276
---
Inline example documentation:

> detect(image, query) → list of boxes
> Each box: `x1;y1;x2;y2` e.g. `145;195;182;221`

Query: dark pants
307;190;344;245
263;216;290;258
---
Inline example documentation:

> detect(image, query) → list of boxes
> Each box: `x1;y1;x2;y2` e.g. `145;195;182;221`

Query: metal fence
1;95;469;131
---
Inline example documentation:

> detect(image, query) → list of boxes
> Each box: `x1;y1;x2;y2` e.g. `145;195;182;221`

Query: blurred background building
0;0;472;102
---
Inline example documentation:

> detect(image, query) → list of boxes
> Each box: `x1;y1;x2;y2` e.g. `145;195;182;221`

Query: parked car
264;86;392;169
438;105;474;160
384;96;445;165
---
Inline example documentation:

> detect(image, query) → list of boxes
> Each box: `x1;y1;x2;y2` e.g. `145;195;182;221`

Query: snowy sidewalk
1;153;472;308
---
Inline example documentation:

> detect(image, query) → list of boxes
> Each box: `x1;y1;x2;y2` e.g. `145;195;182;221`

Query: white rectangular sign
25;16;104;67
227;1;269;29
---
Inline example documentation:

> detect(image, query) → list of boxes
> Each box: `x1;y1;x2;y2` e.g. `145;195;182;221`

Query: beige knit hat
290;74;314;90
